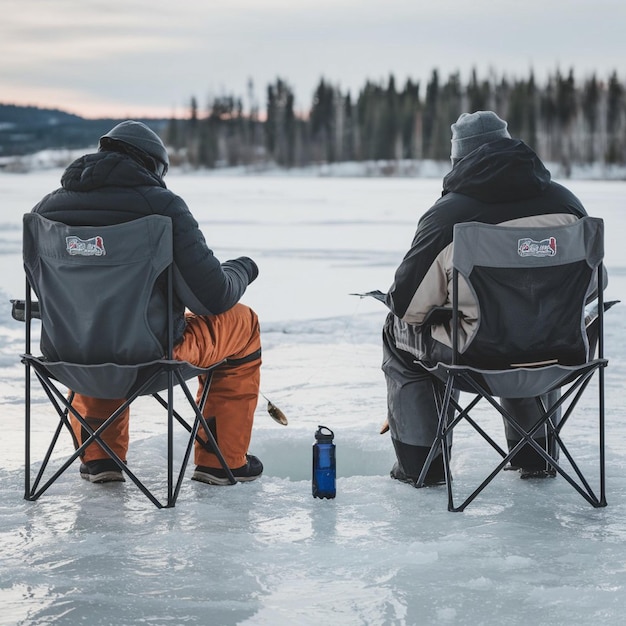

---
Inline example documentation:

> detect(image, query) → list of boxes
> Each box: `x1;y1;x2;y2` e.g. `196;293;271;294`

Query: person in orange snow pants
32;120;264;486
70;304;261;470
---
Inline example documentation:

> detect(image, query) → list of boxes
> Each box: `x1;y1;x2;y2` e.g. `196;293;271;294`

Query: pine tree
582;74;600;163
467;68;491;112
164;67;626;170
266;78;296;166
422;69;439;159
606;71;624;163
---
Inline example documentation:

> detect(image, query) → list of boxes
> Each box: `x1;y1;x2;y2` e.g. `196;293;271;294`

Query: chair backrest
23;213;173;369
452;217;604;369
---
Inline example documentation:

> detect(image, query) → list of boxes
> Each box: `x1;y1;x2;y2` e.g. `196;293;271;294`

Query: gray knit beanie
450;111;511;163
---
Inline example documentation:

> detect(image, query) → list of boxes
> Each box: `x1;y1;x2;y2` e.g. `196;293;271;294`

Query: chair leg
25;370;91;501
26;365;180;509
150;367;237;505
433;364;607;511
24;359;31;500
416;375;458;507
599;364;607;506
174;369;236;485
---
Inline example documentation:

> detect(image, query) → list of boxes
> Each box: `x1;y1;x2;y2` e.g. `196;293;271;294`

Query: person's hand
235;256;258;283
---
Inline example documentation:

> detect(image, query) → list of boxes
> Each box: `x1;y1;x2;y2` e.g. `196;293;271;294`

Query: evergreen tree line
164;69;626;170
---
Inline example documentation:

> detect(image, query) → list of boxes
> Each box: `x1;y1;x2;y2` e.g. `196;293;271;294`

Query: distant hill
0;104;168;156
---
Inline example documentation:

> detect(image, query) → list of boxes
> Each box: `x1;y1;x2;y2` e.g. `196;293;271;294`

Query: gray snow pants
382;313;559;477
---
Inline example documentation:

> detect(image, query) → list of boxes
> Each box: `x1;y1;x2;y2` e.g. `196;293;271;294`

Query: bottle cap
315;425;334;442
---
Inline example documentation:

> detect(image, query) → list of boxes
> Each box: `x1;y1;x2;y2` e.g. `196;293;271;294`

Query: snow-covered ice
1;170;626;625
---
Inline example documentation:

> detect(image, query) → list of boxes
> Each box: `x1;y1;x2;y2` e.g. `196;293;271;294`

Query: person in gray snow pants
382;111;588;486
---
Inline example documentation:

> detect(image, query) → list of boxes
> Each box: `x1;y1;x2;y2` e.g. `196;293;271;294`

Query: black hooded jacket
32;151;258;340
385;139;588;348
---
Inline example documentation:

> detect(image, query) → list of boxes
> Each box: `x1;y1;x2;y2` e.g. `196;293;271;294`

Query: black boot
390;439;446;487
506;437;556;479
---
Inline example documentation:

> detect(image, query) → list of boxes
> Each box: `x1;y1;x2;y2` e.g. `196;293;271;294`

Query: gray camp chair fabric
20;213;235;508
453;218;603;369
23;213;172;398
420;217;608;511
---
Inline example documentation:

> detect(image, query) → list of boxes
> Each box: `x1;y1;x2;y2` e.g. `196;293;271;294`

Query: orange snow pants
69;303;261;469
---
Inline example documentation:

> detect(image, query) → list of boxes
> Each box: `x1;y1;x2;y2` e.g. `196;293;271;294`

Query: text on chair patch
518;236;556;258
65;235;106;256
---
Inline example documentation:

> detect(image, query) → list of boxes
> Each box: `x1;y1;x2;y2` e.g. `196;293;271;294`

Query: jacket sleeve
385;201;454;324
168;195;258;316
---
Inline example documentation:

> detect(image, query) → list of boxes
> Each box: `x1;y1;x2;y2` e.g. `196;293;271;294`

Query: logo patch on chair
65;235;106;256
517;236;556;258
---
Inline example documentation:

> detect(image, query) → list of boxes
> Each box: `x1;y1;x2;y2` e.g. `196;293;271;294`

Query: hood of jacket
442;138;551;203
61;151;166;192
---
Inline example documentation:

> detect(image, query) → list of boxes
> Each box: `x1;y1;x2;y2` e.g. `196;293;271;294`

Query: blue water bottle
312;425;336;499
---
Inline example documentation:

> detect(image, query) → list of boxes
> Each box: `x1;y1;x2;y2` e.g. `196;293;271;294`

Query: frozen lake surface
1;170;626;625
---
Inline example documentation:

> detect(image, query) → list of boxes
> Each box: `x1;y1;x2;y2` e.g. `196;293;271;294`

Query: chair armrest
350;292;453;328
10;299;41;322
584;299;619;328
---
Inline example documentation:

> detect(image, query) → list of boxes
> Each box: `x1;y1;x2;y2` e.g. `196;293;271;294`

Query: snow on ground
1;171;626;625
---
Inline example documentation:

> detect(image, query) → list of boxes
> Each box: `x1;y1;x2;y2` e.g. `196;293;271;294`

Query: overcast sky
2;0;626;119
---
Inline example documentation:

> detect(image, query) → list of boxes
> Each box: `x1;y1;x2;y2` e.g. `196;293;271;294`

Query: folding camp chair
417;217;609;512
15;213;235;509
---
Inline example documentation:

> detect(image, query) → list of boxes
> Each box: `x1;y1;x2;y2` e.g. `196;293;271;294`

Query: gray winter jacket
386;139;588;353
